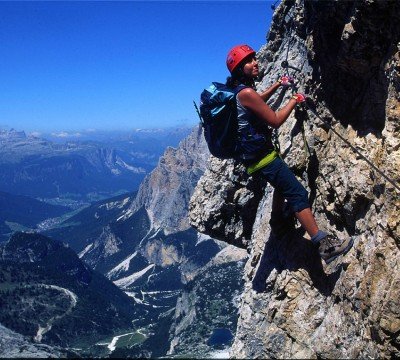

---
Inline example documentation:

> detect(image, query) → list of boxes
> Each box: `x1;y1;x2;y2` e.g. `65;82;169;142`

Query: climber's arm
238;88;297;129
258;81;281;102
258;76;293;102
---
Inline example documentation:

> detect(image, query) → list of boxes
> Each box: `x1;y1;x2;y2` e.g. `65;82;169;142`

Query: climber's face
242;55;259;78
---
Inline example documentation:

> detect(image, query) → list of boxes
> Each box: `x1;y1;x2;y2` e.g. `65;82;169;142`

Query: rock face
190;158;267;249
189;0;400;358
130;125;209;234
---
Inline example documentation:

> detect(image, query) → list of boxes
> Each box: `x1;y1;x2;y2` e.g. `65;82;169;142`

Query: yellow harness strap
246;150;279;175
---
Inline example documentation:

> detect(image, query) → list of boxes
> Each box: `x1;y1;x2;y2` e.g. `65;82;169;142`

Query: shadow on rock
252;228;342;296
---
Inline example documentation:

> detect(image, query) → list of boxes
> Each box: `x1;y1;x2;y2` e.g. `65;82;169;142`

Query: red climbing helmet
226;44;256;73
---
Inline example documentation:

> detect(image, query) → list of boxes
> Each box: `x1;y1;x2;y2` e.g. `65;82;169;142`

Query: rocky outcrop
0;324;73;358
190;158;267;249
129;126;209;234
189;0;400;358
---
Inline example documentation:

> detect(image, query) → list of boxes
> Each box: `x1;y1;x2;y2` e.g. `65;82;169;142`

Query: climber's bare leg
295;208;319;238
271;192;319;238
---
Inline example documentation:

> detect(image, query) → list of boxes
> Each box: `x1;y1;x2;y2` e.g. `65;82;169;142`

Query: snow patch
148;228;163;240
209;348;231;359
107;251;137;278
125;291;144;304
113;264;155;289
116;208;134;222
100;196;131;211
195;232;212;245
107;331;137;352
78;244;93;258
116;158;145;173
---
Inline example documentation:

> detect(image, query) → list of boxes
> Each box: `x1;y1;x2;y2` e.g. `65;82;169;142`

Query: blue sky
0;1;274;132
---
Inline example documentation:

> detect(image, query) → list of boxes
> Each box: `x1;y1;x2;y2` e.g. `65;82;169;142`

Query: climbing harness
247;150;280;175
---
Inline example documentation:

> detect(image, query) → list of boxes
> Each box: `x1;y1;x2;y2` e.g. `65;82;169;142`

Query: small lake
207;328;233;347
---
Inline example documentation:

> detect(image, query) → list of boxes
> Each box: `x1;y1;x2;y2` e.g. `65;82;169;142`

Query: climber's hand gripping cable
278;75;295;87
292;93;306;103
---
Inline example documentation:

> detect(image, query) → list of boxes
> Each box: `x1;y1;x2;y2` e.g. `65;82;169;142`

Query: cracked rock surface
189;0;400;357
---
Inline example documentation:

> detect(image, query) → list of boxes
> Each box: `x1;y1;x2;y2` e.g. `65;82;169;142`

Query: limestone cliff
189;0;400;358
128;125;208;235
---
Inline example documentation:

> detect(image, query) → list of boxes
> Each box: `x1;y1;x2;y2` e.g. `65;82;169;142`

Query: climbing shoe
317;234;354;264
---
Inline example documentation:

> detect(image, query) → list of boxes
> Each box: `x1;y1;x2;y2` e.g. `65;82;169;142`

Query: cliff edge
189;0;400;358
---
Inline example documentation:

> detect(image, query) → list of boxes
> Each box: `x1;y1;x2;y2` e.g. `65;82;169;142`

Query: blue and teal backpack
198;82;247;159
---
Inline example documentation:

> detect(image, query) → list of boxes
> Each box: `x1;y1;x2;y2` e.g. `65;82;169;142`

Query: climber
226;44;353;264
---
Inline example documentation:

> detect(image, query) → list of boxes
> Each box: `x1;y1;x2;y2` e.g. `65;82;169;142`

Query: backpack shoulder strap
233;84;250;95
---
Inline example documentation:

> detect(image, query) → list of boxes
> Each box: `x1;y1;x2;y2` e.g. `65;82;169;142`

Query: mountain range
43;126;247;357
0;126;247;358
0;232;136;355
0;127;191;205
0;126;192;244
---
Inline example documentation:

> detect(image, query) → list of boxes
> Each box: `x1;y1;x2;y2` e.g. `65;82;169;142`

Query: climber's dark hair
226;65;256;89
